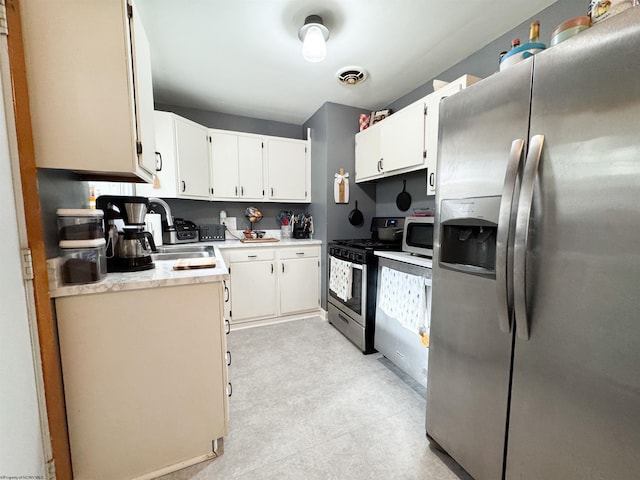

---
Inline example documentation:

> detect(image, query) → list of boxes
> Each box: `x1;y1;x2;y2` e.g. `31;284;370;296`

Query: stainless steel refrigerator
426;9;640;480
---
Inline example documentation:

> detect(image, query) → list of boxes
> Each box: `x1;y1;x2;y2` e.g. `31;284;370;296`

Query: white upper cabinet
355;126;383;182
137;111;210;200
21;0;155;182
210;131;265;201
267;138;310;202
175;116;210;199
355;74;481;185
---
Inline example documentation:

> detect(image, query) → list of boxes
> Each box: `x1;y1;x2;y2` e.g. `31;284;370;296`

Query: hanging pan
396;180;412;211
348;200;364;226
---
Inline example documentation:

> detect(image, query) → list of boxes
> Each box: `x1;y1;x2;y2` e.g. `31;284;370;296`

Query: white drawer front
279;247;319;260
229;249;274;263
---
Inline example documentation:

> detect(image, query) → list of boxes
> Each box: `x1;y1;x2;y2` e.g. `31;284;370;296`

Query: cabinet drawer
279;247;319;260
229;249;274;263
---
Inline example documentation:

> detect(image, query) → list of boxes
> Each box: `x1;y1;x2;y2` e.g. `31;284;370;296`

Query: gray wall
304;102;374;308
374;0;587;215
37;169;90;258
156;103;303;139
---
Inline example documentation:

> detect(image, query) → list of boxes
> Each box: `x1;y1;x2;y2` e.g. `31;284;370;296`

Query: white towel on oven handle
377;266;427;335
329;257;353;302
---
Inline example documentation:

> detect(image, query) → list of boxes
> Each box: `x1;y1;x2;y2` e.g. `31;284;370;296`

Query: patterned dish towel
377;266;427;335
329;257;353;302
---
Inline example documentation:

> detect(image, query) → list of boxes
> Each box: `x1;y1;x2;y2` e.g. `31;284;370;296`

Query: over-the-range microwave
402;216;434;257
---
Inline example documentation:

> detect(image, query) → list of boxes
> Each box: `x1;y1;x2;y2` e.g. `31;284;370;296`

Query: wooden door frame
5;1;72;478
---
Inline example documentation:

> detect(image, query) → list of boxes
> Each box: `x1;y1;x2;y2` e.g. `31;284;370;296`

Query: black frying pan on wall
396;180;412;211
348;200;364;226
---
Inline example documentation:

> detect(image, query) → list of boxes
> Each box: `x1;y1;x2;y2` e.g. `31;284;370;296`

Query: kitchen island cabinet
20;0;156;181
51;259;229;480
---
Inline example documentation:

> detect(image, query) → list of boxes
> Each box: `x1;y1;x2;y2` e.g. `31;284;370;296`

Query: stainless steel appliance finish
426;10;640;480
328;217;404;353
375;256;432;387
401;216;434;257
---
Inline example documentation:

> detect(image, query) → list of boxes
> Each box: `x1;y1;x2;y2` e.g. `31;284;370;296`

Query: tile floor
160;317;471;480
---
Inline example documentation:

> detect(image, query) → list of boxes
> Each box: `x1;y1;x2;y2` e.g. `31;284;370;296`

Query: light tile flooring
160;317;471;480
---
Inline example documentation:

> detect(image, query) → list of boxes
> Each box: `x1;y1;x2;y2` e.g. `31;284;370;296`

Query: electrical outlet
225;217;237;230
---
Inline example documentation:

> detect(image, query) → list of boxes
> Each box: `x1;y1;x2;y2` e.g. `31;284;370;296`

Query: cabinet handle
380;158;384;171
247;254;258;259
241;186;244;196
429;172;435;187
155;152;163;172
377;159;381;172
227;382;233;397
181;180;186;192
296;252;305;256
235;186;238;196
271;263;274;274
225;319;230;335
271;187;274;196
223;280;229;302
282;263;285;273
226;351;232;366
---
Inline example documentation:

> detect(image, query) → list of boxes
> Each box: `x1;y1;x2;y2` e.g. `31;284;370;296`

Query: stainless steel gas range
327;217;404;353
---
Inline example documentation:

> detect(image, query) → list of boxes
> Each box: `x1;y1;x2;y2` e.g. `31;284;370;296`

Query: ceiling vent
336;66;368;86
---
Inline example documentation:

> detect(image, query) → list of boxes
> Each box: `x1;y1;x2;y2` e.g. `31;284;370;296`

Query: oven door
328;257;365;322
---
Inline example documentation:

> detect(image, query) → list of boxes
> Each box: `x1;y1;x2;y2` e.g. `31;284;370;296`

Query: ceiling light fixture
298;15;329;63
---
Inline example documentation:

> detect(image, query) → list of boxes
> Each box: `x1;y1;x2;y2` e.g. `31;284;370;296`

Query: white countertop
208;238;322;249
49;239;323;299
50;248;230;299
374;251;433;269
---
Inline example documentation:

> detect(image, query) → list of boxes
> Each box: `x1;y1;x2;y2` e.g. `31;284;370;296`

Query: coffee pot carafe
95;195;157;272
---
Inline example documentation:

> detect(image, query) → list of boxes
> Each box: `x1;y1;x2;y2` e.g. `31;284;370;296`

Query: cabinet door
425;82;463;196
355;126;383;182
210;131;240;199
380;101;426;173
175;117;211;199
129;2;157;177
280;257;320;315
267;138;308;201
136;111;178;198
230;261;277;321
238;135;265;200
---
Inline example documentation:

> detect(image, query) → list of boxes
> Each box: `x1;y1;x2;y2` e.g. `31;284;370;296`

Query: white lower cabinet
223;245;321;324
279;248;321;315
227;250;277;321
55;282;228;480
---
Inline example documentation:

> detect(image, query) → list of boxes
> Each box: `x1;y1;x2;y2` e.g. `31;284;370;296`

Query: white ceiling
135;0;556;125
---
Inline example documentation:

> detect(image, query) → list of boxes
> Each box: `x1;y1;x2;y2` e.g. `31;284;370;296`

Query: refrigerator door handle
496;138;525;334
513;134;545;340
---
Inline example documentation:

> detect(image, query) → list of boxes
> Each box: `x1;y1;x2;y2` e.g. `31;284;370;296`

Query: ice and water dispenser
438;196;501;277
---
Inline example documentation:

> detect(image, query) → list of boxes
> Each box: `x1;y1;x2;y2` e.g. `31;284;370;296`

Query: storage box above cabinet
21;0;156;182
355;74;481;185
137;111;211;200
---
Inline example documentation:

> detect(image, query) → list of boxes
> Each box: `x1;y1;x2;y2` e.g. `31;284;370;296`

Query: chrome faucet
148;197;178;244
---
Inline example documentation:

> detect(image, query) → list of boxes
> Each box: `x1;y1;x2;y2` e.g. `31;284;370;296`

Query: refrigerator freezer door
427;60;533;480
506;9;640;479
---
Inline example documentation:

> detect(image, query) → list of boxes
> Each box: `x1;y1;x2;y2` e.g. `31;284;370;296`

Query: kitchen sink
151;244;215;261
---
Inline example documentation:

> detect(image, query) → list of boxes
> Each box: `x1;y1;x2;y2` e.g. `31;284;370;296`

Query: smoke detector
336;66;368;86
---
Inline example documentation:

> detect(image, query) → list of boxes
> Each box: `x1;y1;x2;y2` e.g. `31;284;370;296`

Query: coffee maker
96;195;156;272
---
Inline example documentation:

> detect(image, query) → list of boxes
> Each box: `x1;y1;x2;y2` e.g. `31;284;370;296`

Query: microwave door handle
513;134;544;341
496;138;525;334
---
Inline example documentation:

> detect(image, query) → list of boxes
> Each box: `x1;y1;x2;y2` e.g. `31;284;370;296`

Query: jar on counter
57;208;104;240
59;238;107;285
